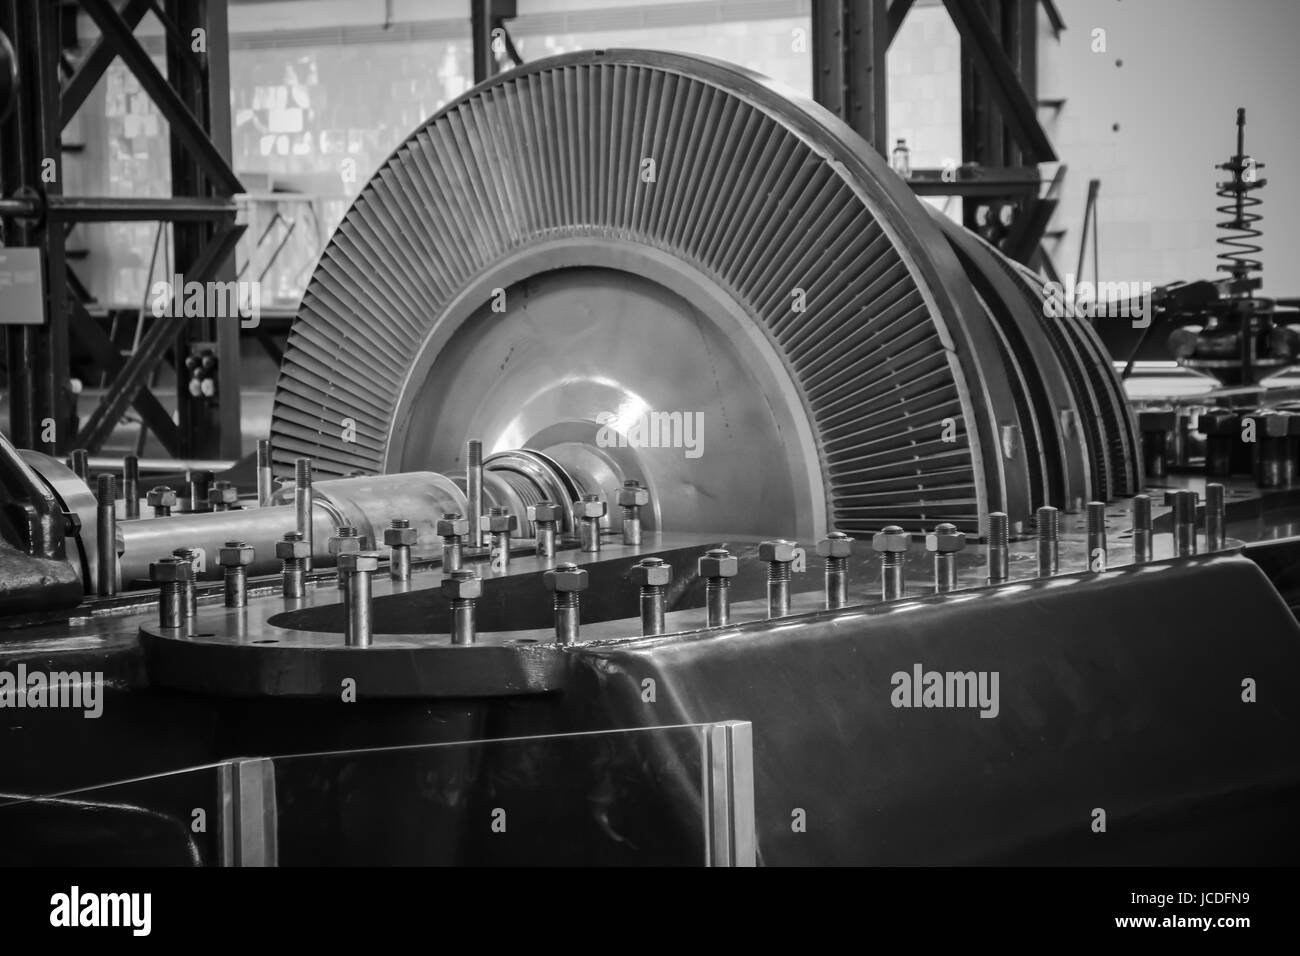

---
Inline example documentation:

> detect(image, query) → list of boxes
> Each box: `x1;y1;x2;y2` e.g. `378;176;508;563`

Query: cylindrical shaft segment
825;555;848;609
987;512;1010;583
96;474;118;597
256;439;273;507
1132;494;1152;563
1206;483;1226;551
1086;501;1107;571
123;455;140;519
640;586;666;635
467;439;484;549
1036;505;1059;577
295;457;314;571
554;591;580;644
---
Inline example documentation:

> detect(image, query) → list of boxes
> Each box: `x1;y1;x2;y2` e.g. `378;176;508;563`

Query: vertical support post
811;0;889;154
1;0;69;455
219;756;278;866
703;720;757;867
165;0;240;460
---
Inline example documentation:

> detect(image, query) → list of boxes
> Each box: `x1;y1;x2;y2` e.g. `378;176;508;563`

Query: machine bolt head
924;523;966;554
575;496;607;519
146;486;177;509
338;551;381;574
149;556;192;583
527;500;564;523
218;540;255;567
437;513;470;538
616;481;650;508
544;562;589;592
383;524;418;547
479;511;518;534
816;531;853;558
631;557;673;587
441;568;483;600
697;548;739;578
757;539;798;563
872;526;912;553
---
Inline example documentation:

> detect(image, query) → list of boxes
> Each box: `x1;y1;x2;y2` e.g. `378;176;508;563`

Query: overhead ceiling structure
271;49;1137;537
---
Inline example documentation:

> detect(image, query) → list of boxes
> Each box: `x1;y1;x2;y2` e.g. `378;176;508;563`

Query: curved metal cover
272;49;1037;533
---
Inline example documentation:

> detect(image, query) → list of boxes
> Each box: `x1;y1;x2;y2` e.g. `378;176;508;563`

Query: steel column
1;0;70;455
812;0;889;154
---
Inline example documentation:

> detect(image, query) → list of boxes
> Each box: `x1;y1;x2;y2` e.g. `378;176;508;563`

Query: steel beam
945;0;1055;163
66;295;182;456
887;0;917;46
812;0;888;153
470;0;516;84
79;0;242;195
59;0;151;127
47;195;238;222
72;222;244;454
1;0;69;455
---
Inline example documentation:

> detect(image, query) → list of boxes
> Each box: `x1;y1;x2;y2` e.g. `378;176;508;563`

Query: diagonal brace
943;0;1057;163
78;0;243;194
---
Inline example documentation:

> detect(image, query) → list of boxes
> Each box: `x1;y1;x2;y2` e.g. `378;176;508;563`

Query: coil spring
1215;108;1264;288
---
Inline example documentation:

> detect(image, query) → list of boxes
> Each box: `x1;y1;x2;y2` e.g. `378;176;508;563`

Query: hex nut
337;551;380;574
146;486;177;508
697;550;739;578
924;524;966;553
208;485;239;507
527;501;564;523
757;539;798;563
275;538;311;560
872;526;912;553
616;484;650;508
384;525;418;547
1253;410;1290;439
1137;407;1177;432
576;497;607;519
544;564;589;592
149;558;192;583
441;571;483;600
436;515;470;538
218;542;255;566
1198;410;1239;435
328;534;362;556
479;512;518;534
816;533;853;559
630;559;673;587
